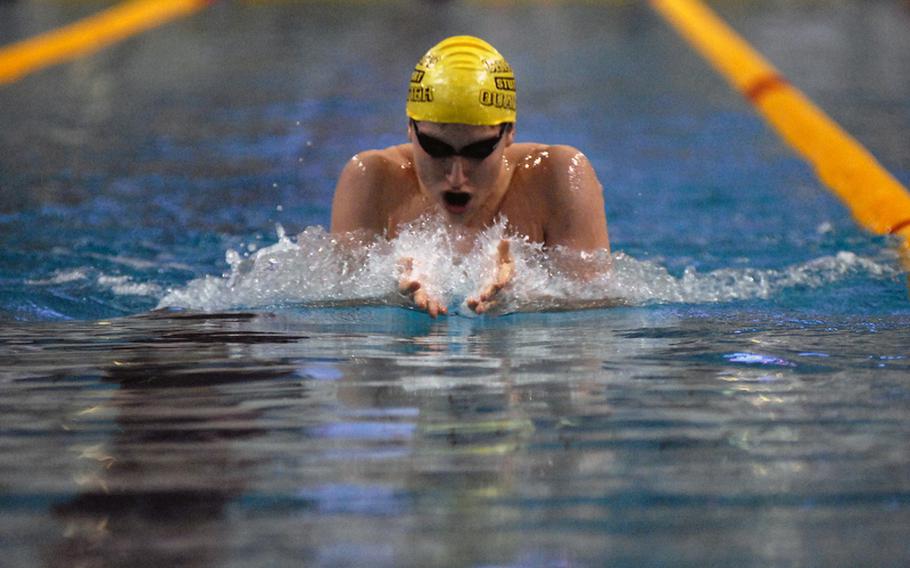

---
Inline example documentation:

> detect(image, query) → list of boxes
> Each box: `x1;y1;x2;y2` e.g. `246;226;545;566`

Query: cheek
468;159;501;185
413;156;443;184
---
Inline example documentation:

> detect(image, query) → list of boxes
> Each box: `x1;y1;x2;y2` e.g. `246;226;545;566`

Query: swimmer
331;35;609;316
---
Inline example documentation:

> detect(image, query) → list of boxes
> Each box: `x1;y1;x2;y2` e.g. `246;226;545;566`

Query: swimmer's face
409;120;514;220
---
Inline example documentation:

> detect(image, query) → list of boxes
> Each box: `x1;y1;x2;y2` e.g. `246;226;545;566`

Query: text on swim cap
408;86;434;103
483;59;513;74
418;54;439;68
479;90;515;111
410;70;425;84
494;77;515;91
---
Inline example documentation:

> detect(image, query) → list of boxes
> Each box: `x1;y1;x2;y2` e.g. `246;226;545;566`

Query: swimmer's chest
499;186;546;242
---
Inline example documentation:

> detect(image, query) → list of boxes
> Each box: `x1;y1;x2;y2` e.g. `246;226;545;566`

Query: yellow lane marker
0;0;213;86
649;0;910;252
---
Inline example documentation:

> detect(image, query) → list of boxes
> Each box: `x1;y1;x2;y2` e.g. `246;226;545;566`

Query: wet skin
330;120;610;316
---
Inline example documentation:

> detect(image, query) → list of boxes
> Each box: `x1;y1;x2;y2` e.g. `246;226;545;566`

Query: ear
503;124;516;147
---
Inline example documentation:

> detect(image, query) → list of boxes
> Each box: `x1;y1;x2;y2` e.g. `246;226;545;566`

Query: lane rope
649;0;910;255
0;0;213;86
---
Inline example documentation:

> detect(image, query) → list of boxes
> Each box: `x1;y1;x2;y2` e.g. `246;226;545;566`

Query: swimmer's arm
331;151;447;317
330;151;388;237
467;239;514;314
469;149;608;314
543;145;610;254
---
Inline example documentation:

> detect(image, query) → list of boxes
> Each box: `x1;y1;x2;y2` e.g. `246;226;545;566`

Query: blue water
1;1;910;566
2;1;908;321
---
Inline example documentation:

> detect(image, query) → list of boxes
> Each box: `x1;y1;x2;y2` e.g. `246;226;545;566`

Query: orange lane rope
649;0;910;265
0;0;213;86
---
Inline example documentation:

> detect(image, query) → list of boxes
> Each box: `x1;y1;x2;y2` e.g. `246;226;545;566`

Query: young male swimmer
331;36;610;317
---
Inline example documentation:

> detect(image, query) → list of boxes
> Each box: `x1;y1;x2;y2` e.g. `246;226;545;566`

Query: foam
27;269;163;297
27;269;89;286
156;216;901;314
97;275;163;297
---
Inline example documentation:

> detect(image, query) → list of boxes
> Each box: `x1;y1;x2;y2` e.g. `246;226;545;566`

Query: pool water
2;1;909;565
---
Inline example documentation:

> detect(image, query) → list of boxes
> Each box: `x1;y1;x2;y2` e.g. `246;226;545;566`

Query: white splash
156;217;901;314
27;269;89;285
28;269;162;297
97;275;163;297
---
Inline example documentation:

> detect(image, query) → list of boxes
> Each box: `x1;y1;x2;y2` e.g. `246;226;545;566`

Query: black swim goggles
411;120;509;160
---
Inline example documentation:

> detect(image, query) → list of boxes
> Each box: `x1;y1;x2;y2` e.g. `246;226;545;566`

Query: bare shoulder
331;145;413;235
545;143;592;167
545;144;598;192
509;142;608;251
337;145;411;188
509;143;600;201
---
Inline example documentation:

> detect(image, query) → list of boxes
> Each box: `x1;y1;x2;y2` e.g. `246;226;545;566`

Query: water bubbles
225;249;242;268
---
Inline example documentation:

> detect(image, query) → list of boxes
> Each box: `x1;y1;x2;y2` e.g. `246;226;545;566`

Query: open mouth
443;191;471;209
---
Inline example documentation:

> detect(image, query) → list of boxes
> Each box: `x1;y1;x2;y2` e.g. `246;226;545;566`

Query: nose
445;157;468;187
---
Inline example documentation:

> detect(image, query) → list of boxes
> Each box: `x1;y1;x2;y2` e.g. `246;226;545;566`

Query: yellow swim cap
406;35;516;126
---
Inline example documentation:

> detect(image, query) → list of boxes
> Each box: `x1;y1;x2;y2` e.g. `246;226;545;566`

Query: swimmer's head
406;35;516;126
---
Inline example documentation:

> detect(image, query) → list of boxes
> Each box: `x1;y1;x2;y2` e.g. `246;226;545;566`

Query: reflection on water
1;308;909;566
33;313;289;567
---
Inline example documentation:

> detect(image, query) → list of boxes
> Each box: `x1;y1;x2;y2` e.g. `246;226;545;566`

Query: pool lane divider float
0;0;215;86
649;0;910;270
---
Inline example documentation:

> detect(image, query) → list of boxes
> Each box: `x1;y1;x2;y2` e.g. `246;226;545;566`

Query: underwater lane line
0;0;214;86
649;0;910;249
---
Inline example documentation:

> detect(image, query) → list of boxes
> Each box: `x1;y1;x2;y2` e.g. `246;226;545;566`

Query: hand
397;257;447;318
467;239;514;315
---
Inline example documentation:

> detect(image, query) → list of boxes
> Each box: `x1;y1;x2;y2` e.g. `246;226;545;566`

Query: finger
413;289;429;310
468;296;496;314
481;279;508;302
476;277;507;304
497;239;512;262
397;257;421;294
428;298;448;318
399;279;421;295
432;298;444;318
478;284;496;302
